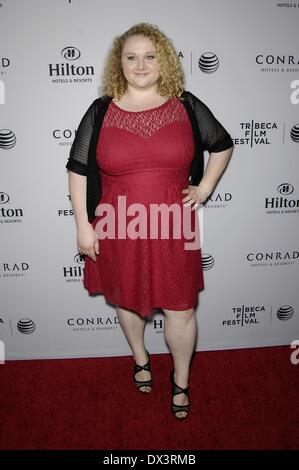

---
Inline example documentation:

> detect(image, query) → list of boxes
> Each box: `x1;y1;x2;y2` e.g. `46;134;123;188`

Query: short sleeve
192;94;234;153
65;99;97;176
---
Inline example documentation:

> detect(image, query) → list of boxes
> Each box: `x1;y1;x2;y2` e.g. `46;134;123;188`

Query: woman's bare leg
116;305;151;392
162;307;197;418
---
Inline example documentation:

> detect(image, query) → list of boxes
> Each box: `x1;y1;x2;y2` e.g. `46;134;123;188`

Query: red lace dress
83;97;205;317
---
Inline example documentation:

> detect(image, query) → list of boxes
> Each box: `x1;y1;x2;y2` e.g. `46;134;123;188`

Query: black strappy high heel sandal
134;349;152;393
170;369;190;420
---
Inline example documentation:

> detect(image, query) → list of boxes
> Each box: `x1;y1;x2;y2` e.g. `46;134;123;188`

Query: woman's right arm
68;170;99;262
68;171;89;228
66;99;99;262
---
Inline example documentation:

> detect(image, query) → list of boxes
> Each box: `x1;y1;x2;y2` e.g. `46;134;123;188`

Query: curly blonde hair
101;22;185;100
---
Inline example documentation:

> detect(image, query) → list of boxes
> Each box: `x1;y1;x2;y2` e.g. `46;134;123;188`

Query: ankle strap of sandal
171;370;189;396
172;382;189;396
135;362;150;372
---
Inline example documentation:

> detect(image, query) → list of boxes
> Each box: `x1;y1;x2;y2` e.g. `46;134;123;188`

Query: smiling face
120;34;161;92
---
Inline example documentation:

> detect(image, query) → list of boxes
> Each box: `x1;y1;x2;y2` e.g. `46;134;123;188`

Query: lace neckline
111;98;172;114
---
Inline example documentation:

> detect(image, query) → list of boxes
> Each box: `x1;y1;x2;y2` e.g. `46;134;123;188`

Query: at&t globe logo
17;318;36;334
198;52;219;73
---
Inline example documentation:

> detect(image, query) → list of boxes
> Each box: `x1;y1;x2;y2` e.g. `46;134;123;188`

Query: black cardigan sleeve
65;99;98;176
191;92;234;153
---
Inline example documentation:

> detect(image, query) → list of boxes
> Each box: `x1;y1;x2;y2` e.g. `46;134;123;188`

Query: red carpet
0;346;298;450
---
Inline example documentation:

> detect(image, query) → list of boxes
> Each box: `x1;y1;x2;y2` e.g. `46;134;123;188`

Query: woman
66;22;234;420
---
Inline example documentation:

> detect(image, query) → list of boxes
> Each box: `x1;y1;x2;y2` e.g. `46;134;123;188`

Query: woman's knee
162;307;195;320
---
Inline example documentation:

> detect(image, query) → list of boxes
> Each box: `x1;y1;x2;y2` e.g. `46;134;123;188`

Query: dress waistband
100;169;189;189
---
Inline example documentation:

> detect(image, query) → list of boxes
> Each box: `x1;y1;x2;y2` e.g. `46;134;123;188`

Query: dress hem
84;285;203;317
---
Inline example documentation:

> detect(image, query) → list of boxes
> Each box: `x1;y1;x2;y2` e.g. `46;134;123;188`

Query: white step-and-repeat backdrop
1;0;298;360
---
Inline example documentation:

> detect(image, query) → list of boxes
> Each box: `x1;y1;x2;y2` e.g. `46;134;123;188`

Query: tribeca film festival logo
49;47;95;84
222;304;295;327
222;305;266;327
93;195;203;251
234;81;299;147
235;120;277;147
265;183;299;215
63;252;85;283
0;192;24;224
